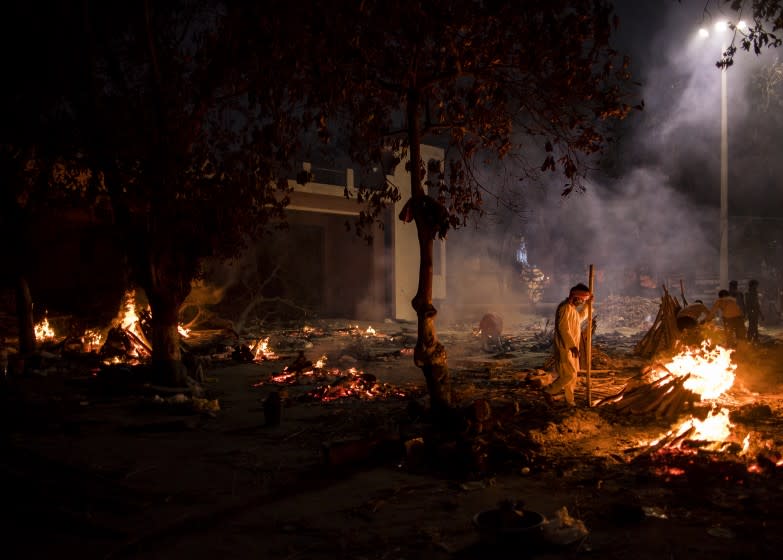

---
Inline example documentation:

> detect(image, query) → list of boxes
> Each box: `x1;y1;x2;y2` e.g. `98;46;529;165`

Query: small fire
646;408;723;447
690;407;733;441
178;325;190;338
108;290;152;361
34;316;56;341
742;433;752;455
120;291;140;331
334;324;381;338
315;354;327;369
253;337;279;361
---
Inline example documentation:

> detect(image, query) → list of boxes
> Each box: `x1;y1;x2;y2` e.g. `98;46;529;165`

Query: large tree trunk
147;291;185;385
404;89;453;418
412;217;452;415
15;274;36;359
138;248;191;386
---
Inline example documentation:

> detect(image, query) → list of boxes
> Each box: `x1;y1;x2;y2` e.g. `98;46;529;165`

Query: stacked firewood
633;286;682;359
596;363;699;418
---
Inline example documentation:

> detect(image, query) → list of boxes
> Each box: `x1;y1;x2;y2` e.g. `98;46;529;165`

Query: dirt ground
3;307;783;559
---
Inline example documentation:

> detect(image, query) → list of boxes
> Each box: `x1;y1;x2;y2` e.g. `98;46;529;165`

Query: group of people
542;278;767;407
676;278;765;346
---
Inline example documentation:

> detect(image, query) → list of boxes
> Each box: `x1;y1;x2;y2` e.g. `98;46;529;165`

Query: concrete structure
287;144;446;321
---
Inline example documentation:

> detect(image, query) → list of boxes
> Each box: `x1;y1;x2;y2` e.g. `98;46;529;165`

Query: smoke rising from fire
445;0;783;315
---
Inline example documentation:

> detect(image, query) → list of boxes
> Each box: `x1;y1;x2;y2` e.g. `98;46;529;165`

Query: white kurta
545;298;588;405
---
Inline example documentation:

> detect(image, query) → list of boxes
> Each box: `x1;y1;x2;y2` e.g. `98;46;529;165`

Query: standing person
544;283;592;406
746;279;765;343
729;280;746;318
706;290;746;347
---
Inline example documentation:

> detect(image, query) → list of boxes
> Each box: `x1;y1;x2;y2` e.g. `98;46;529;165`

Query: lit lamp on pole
697;20;746;289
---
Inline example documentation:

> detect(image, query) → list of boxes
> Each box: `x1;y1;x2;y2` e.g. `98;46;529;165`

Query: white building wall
392;144;446;321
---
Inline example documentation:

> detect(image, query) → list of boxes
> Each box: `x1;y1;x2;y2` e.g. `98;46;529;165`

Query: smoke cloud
445;0;783;317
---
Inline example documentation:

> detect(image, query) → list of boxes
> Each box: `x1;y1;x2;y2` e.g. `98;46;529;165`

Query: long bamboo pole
586;264;594;407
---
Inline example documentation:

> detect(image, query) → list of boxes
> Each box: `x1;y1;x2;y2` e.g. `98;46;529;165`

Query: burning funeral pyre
600;339;783;475
598;340;735;418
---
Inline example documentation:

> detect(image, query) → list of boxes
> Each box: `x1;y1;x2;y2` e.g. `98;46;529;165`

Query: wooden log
635;425;698;459
124;328;152;355
656;387;695;419
595;374;666;406
637;384;683;415
666;425;699;449
613;387;665;413
642;374;689;412
608;373;688;414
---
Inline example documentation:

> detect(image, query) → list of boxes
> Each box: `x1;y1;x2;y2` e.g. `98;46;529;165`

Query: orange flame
253;337;279;361
663;341;736;400
81;329;103;352
34;316;56;342
119;290;140;331
640;342;744;451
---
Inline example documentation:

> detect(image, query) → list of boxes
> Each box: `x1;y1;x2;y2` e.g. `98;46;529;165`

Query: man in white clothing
544;283;592;406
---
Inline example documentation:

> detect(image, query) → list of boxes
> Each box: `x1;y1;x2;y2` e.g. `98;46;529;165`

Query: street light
698;22;730;289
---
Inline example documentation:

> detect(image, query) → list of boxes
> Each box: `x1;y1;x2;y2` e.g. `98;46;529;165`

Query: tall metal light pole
700;21;736;289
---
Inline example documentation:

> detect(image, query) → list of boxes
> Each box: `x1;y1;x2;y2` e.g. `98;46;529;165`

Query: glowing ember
253;360;420;402
314;354;327;369
662;341;736;400
34;317;56;341
747;449;783;473
81;329;103;352
654;467;686;477
365;326;376;336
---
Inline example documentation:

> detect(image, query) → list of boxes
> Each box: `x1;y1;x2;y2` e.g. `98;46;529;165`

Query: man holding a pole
543;282;593;407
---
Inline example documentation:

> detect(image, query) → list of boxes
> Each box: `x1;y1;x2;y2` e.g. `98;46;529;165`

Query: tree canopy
717;1;783;65
284;0;639;413
1;0;311;379
302;0;638;214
